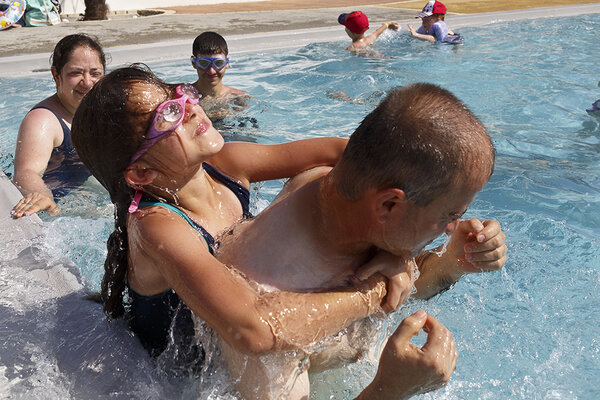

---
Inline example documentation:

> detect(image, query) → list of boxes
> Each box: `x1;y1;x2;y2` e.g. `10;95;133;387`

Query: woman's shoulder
19;97;66;143
25;96;67;126
29;95;62;114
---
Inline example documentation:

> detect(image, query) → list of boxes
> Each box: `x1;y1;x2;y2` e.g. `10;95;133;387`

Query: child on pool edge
338;11;399;51
408;1;463;44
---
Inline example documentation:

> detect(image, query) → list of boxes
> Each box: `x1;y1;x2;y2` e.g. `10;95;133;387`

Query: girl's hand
446;219;507;274
352;251;416;313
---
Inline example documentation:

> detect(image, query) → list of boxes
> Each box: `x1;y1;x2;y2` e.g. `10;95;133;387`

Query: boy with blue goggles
190;31;250;121
191;57;230;70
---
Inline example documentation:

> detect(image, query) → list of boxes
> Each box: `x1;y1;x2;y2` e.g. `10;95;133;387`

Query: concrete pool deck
0;2;598;76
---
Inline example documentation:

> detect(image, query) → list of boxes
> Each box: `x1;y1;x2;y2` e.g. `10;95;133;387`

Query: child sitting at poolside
338;11;398;52
191;31;249;121
408;1;462;44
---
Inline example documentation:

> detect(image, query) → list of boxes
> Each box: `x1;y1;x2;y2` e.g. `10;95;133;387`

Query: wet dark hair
50;33;107;74
192;31;228;56
335;83;495;207
72;64;174;318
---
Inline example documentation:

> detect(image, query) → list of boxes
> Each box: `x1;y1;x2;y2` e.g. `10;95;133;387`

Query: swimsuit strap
138;200;215;254
30;105;72;150
202;162;251;217
135;164;250;253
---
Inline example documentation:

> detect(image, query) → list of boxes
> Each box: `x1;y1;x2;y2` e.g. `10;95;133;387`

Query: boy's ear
372;188;409;223
124;165;159;186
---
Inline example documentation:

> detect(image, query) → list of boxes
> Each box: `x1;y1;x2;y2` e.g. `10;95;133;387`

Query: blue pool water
1;12;600;399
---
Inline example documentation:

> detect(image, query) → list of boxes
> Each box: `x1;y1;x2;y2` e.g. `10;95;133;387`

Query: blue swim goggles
191;57;230;70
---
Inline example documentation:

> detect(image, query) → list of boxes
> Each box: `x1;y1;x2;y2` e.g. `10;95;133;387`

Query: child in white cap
338;11;399;51
408;1;462;44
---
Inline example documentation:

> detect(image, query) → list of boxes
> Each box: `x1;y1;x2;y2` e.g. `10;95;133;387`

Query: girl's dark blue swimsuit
127;163;250;359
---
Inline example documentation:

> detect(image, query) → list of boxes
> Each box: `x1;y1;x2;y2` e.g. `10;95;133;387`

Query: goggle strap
128;190;143;213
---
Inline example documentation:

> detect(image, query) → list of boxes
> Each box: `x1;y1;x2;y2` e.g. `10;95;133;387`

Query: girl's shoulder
128;204;212;251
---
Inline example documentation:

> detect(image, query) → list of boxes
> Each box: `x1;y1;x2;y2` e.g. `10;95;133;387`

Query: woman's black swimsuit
127;163;250;361
32;106;91;198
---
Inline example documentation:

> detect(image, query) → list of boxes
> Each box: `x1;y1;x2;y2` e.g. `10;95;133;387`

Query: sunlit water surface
1;13;599;399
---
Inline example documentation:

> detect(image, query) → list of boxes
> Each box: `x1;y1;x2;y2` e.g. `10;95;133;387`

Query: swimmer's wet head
129;84;201;165
338;10;369;39
126;83;202;212
71;64;185;318
191;32;231;80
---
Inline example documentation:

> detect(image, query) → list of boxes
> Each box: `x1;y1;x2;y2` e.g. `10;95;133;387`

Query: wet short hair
335;83;494;207
50;33;106;74
192;31;228;56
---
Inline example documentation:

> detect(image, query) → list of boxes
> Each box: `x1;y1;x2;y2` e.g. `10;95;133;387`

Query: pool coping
1;3;599;303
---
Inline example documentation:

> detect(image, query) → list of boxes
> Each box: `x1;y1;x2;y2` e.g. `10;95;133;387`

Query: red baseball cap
416;1;447;18
338;11;369;34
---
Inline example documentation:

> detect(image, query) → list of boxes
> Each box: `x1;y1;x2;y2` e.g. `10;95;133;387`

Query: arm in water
129;208;387;354
355;310;457;400
12;108;63;218
414;219;507;299
351;219;507;302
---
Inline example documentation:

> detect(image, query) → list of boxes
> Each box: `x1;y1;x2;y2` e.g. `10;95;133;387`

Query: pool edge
0;4;598;77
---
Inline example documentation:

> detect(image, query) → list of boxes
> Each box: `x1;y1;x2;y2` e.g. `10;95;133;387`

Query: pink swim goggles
129;84;200;165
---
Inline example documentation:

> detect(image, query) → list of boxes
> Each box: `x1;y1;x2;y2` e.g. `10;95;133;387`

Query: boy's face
421;15;435;30
192;52;229;87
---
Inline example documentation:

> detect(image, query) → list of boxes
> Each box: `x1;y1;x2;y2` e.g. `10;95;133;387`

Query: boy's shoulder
224;86;249;96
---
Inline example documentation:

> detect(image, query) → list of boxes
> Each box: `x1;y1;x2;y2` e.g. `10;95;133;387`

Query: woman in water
11;33;106;218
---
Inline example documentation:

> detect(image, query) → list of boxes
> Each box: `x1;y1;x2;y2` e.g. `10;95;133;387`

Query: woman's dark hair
72;64;173;318
51;33;107;74
192;31;228;56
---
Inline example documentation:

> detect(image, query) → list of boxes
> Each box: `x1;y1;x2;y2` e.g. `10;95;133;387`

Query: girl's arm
132;210;386;354
413;219;507;299
11;109;62;217
210;138;348;185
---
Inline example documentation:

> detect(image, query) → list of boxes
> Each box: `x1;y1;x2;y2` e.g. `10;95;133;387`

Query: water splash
431;233;452;257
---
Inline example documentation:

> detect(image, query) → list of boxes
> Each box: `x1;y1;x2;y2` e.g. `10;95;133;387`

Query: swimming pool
1;11;600;399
